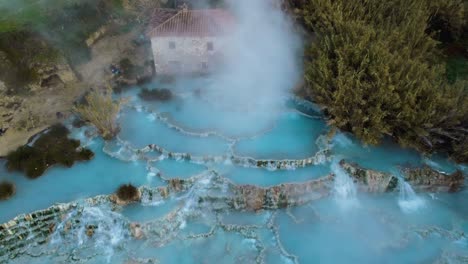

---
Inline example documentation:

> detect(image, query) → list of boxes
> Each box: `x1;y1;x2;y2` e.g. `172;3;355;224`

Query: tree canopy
301;0;468;162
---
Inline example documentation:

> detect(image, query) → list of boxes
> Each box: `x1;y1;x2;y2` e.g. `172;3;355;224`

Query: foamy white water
331;161;359;209
398;181;426;213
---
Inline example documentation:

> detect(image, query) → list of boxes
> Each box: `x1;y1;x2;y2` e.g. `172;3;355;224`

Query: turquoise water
0;139;157;222
119;107;230;155
1;79;467;263
153;159;207;179
213;163;331;186
234;111;327;159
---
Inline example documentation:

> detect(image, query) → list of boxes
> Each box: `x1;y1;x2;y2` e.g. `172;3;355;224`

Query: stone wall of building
150;36;228;75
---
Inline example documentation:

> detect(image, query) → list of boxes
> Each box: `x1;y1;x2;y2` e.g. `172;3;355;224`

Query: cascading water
331;160;359;209
398;180;426;213
1;84;467;263
49;206;130;263
1;0;467;260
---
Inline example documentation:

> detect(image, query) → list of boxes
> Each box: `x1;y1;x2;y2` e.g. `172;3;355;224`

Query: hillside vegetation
0;0;127;92
299;0;468;162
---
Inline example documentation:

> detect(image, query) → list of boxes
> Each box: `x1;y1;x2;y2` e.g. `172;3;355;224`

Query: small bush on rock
0;181;16;201
116;184;139;202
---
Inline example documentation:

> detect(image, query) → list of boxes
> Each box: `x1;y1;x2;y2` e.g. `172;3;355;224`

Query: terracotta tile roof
147;8;179;31
148;9;235;37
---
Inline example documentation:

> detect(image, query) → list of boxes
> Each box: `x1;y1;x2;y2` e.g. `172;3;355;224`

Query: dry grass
74;84;121;140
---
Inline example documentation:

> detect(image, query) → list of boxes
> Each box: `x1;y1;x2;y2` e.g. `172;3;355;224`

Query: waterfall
50;206;129;263
331;161;359;209
398;180;426;213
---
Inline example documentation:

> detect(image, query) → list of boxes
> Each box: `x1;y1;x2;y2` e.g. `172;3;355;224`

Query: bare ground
0;81;85;156
0;27;149;157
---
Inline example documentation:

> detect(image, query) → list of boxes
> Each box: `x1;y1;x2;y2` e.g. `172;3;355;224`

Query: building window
169;41;176;49
201;62;208;70
207;42;214;51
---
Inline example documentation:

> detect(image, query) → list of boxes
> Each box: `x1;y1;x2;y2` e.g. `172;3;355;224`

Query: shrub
112;80;131;94
0;181;15;201
74;85;121;140
116;184;139;201
119;58;144;79
301;0;468;162
6;124;94;178
138;88;172;101
119;58;133;78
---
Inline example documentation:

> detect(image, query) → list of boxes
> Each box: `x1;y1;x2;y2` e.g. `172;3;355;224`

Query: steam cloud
203;0;302;114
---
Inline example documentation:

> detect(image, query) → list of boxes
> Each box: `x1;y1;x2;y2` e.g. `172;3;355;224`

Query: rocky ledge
0;163;464;261
340;160;465;193
0;171;334;261
136;143;329;170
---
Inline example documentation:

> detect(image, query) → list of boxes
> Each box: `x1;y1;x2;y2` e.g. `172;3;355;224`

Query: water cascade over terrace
0;0;467;262
0;78;466;263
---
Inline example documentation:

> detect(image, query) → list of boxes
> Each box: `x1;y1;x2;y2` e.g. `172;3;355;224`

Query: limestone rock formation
340;160;465;193
130;223;145;239
0;203;73;261
231;174;335;211
403;167;464;193
0;163;465;262
340;160;398;192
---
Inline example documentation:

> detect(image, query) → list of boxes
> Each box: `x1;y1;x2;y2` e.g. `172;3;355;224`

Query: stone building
147;8;234;75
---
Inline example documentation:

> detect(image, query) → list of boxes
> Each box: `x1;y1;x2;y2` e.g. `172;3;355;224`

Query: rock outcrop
0;171;336;261
340;161;465;193
141;143;329;170
231;174;334;211
340;161;399;193
0;203;74;261
0;161;464;262
402;167;464;193
27;59;77;92
0;94;22;131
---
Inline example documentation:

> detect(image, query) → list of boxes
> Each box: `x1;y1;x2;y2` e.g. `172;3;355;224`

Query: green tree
302;0;468;162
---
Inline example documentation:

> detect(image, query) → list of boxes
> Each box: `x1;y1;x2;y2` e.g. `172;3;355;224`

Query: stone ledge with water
1;155;466;263
1;5;468;262
0;79;467;263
